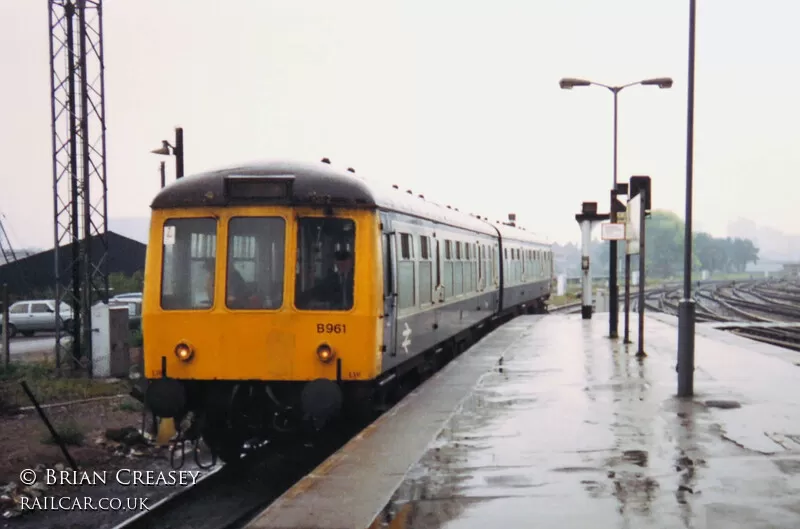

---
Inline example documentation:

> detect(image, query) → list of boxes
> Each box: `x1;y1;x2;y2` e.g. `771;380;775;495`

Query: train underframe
142;297;549;463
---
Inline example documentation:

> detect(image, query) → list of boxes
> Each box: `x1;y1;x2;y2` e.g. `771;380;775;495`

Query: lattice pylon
49;0;109;375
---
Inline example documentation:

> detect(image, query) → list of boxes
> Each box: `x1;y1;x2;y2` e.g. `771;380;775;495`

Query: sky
1;0;799;250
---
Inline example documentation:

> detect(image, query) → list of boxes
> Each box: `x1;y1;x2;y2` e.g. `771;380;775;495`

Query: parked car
0;300;74;338
111;292;142;302
109;292;142;320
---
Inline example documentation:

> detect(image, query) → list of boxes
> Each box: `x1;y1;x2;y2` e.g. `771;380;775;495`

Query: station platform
245;313;800;529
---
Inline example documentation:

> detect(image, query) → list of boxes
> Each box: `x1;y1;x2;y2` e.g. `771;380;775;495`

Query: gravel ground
1;443;219;529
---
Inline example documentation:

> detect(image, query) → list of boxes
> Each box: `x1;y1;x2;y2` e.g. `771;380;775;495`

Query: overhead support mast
49;0;110;374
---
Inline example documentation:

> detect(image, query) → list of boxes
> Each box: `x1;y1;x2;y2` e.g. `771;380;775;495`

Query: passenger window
453;241;463;296
161;217;218;310
226;217;285;310
10;304;28;314
419;236;432;305
31;303;51;314
400;233;412;259
397;233;416;310
443;239;453;297
295;217;355;311
420;236;429;260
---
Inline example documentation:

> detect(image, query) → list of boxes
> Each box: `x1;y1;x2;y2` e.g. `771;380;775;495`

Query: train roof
150;159;551;246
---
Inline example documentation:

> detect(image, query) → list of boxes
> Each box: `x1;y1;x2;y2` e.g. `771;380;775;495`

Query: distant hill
727;218;800;262
108;217;150;245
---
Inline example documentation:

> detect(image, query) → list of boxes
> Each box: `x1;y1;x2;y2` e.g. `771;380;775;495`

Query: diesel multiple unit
142;159;553;461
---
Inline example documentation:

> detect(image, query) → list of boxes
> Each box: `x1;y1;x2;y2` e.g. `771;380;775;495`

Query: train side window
464;243;472;293
400;233;411;259
491;246;495;283
453;242;463;296
443;239;453;297
419;235;432;305
160;217;218;310
469;243;477;292
478;245;483;287
435;239;442;292
226;217;286;310
420;236;430;260
384;233;393;297
295;217;356;311
397;233;416;310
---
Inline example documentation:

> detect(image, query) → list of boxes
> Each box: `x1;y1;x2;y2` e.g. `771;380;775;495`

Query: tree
109;271;144;295
729;237;759;272
644;210;684;278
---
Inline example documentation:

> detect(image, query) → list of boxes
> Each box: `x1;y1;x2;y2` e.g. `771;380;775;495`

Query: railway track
109;423;365;529
549;277;800;353
109;314;493;528
111;277;798;528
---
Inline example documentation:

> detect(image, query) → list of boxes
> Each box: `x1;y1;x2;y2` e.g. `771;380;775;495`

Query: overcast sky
1;0;798;249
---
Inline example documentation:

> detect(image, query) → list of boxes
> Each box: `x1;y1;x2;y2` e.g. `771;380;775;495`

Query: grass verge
0;360;132;412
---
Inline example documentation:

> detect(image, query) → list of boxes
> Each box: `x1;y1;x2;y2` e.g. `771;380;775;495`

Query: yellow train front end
142;193;384;459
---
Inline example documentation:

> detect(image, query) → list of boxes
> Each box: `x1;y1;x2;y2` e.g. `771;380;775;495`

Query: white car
0;299;74;338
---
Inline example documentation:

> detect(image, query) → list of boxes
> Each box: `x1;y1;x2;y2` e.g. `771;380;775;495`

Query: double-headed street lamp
151;127;184;187
559;76;672;339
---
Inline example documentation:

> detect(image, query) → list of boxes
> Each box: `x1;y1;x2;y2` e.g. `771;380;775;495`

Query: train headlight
316;343;335;364
174;342;194;362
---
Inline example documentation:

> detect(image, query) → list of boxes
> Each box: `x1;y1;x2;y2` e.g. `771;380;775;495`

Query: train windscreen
160;218;217;310
294;217;355;311
225;217;286;310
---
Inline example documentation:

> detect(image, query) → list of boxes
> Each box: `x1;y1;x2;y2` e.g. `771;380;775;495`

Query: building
0;232;146;300
782;263;800;278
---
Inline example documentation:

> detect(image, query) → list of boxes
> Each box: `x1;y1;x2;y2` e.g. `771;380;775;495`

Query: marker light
316;343;335;363
175;342;194;362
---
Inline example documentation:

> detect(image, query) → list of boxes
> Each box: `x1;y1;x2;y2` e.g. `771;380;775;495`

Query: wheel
2;324;17;339
21;331;34;337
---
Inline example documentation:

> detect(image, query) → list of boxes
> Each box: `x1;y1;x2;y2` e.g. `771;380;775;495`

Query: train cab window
160;217;218;310
295;217;356;311
398;233;416;310
226;217;285;310
419;236;432;305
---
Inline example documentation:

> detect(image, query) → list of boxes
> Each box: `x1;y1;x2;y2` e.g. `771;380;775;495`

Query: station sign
601;222;626;241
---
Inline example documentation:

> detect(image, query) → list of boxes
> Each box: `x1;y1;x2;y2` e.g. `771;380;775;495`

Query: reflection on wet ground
370;315;800;529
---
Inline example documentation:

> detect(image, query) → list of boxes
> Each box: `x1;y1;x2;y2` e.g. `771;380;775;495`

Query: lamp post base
582;306;592;319
677;299;696;397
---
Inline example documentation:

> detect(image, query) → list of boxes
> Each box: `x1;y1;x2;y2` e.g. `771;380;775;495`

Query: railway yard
552;277;800;352
2;276;799;529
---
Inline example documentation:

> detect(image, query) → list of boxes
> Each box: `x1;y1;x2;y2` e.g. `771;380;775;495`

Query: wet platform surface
247;313;800;529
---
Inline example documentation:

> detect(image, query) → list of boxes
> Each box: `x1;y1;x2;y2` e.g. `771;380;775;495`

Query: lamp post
559;76;672;339
678;0;697;397
151;127;184;183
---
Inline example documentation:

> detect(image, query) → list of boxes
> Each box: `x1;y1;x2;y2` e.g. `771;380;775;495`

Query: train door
381;213;398;359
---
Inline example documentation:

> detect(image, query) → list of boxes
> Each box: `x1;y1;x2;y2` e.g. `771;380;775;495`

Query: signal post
622;176;652;355
575;202;609;319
